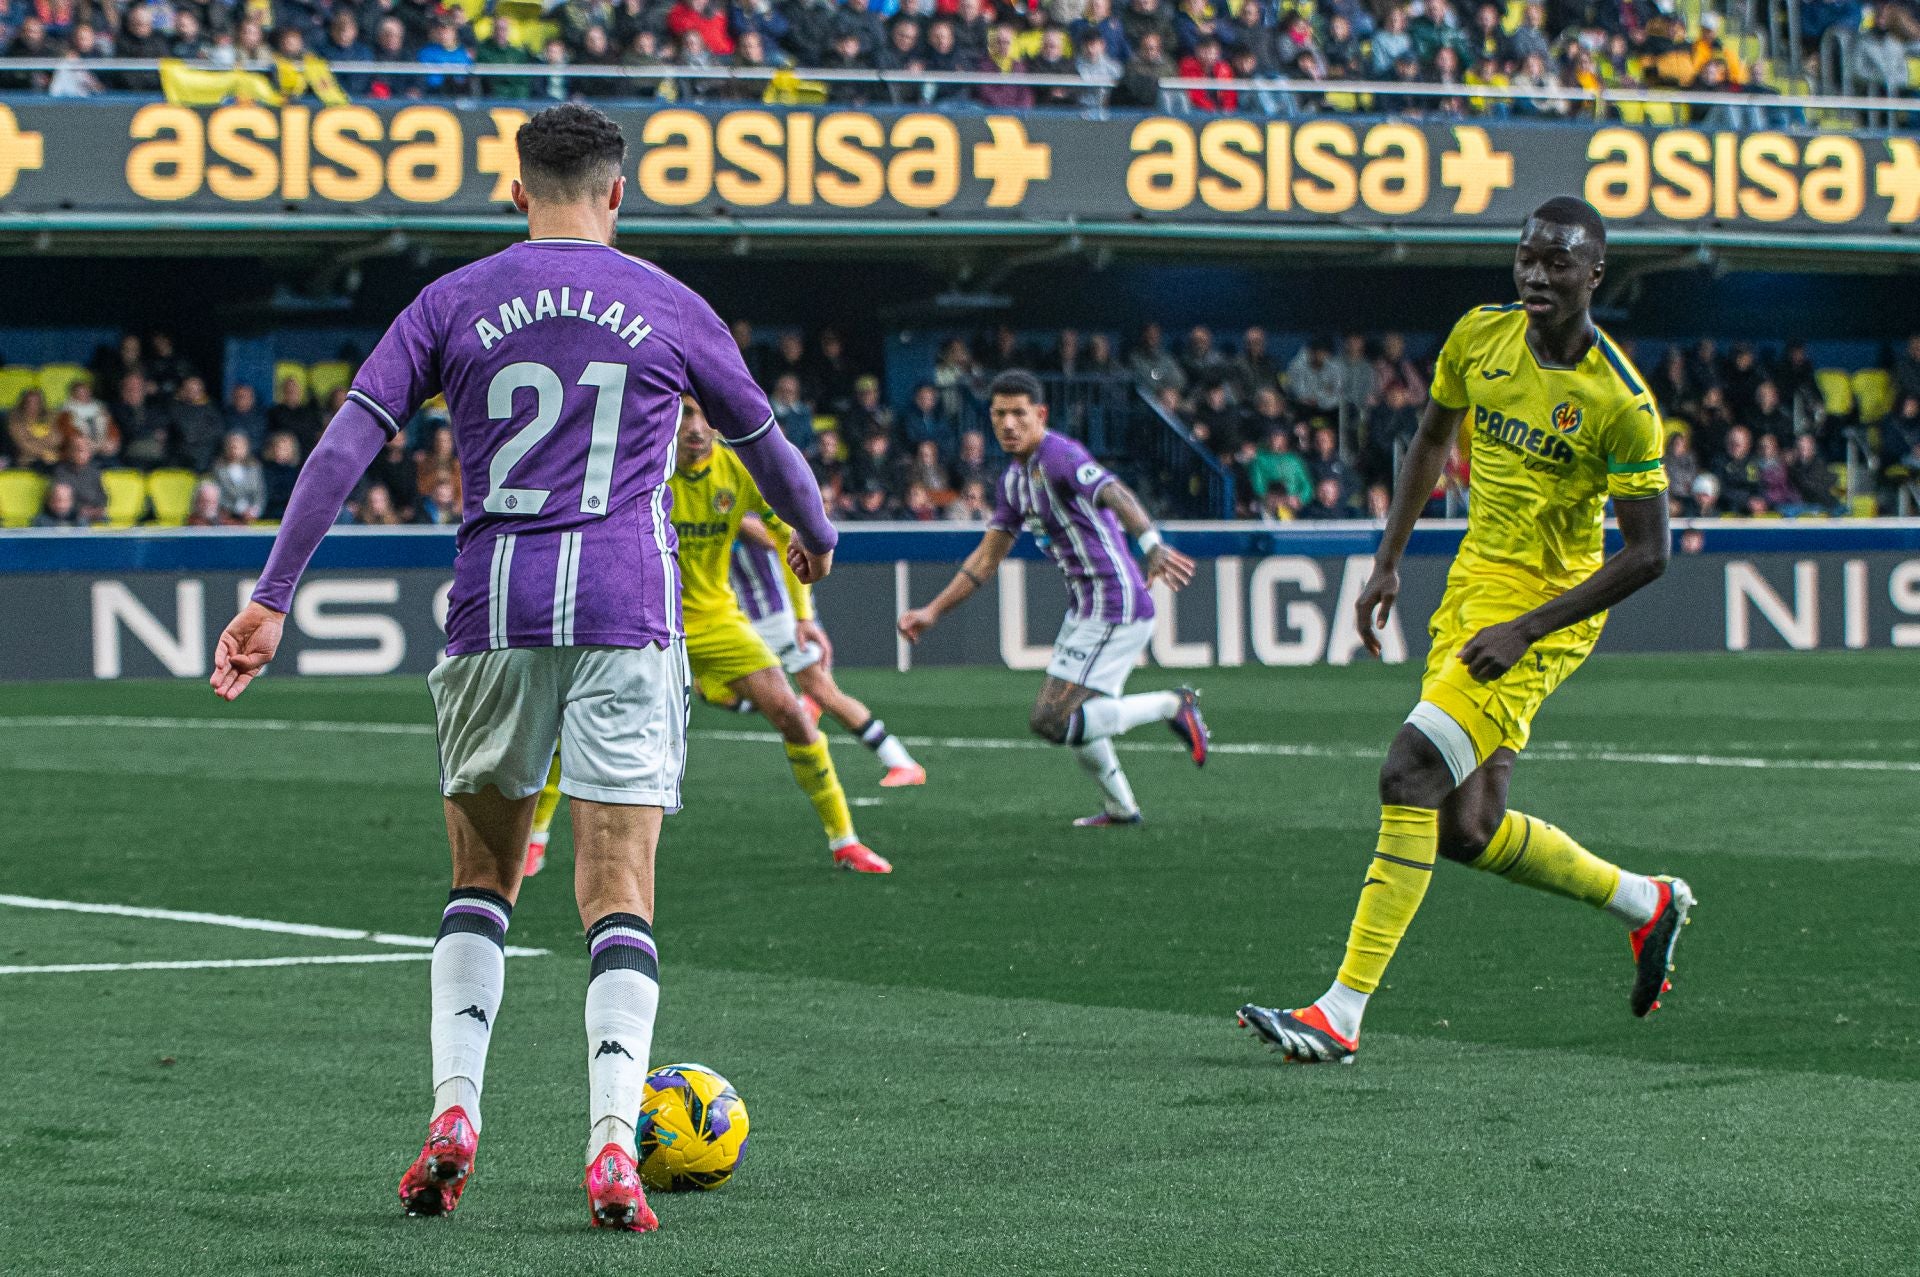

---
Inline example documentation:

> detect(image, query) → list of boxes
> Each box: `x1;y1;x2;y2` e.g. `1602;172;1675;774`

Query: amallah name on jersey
1474;402;1575;471
473;287;656;351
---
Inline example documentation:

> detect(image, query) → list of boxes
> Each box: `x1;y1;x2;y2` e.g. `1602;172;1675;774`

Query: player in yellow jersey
1239;198;1695;1063
526;396;891;876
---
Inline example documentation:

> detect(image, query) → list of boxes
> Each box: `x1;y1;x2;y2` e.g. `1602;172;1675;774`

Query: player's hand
795;618;833;668
1354;563;1400;658
898;607;938;643
789;542;833;585
210;601;286;702
1457;619;1536;683
1145;545;1196;591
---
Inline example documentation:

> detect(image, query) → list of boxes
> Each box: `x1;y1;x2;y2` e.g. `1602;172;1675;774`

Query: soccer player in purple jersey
723;530;927;787
897;370;1211;826
207;104;836;1234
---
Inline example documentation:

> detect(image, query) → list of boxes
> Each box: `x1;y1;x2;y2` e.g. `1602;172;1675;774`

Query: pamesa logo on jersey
1552;401;1584;435
711;488;737;515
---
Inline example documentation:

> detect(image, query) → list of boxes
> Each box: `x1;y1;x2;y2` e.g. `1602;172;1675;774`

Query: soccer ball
637;1062;749;1192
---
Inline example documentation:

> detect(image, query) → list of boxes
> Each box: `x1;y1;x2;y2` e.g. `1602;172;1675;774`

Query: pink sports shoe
398;1106;479;1217
586;1143;660;1232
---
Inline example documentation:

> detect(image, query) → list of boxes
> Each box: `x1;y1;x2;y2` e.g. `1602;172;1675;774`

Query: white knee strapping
1405;701;1478;788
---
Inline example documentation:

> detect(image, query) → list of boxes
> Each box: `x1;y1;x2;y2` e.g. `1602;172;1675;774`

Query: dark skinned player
1238;197;1696;1064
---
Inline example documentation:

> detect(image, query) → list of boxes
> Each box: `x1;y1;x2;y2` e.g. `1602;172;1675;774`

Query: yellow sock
784;737;854;846
1469;810;1620;910
1335;806;1439;996
530;753;563;837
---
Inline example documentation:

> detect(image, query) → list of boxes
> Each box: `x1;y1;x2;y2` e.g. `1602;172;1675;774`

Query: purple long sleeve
251;402;392;612
731;427;838;555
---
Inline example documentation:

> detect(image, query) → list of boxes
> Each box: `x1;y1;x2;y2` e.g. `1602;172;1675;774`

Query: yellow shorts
1418;571;1605;765
686;613;781;705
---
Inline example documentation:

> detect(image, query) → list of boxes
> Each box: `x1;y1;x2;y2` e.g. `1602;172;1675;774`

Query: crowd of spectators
8;321;1918;529
0;331;463;527
1;0;1880;115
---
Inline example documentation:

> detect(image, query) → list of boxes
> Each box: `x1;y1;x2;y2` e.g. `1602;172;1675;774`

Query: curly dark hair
515;103;628;203
987;369;1044;403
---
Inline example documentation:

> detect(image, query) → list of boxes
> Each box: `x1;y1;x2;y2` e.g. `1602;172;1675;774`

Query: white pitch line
0;894;548;958
2;714;1918;775
0;953;434;976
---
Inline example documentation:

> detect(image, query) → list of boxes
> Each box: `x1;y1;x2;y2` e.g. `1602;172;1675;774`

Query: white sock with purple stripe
1073;691;1181;743
855;717;918;771
584;911;660;1162
430;887;512;1132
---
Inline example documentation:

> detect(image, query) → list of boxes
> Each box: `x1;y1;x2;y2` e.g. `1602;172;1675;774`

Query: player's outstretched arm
1096;479;1194;590
210;402;390;701
898;529;1016;642
1355;400;1466;657
1457;493;1669;682
730;429;837;584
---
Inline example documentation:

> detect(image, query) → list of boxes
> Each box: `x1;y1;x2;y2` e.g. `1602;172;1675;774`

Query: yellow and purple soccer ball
637;1063;749;1192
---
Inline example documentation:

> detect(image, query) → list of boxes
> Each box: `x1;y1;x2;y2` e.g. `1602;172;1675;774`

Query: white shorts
751;610;825;677
1045;616;1153;699
427;643;690;810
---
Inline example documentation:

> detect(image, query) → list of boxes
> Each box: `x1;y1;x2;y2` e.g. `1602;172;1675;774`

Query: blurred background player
727;528;926;788
209;104;840;1231
529;397;891;876
1238;198;1694;1066
897;370;1209;827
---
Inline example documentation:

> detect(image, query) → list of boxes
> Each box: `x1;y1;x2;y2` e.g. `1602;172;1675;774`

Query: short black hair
516;104;627;203
988;369;1044;403
1528;195;1607;253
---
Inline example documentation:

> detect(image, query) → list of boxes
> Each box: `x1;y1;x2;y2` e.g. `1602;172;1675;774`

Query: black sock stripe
586;911;653;942
589;943;660;981
1371;851;1435;873
1496;816;1534;877
437;913;509;944
1065;708;1086;746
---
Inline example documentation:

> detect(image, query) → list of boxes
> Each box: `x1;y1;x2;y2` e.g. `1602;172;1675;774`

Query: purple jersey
729;540;790;622
990;432;1153;625
350;238;776;657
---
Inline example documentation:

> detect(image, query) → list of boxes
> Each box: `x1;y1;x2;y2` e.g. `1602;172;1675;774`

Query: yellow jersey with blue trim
1429;304;1668;595
669;443;809;630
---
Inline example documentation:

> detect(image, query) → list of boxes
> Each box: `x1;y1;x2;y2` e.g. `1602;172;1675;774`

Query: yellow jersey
669;443;810;631
1430;304;1668;595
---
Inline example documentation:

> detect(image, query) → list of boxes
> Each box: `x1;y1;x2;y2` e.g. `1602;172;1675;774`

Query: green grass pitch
1;654;1916;1276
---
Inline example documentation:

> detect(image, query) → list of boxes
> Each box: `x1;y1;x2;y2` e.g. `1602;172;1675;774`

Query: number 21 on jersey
484;360;626;517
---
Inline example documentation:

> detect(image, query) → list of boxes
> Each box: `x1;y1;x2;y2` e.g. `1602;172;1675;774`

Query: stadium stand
0;0;1907;117
0;326;1915;527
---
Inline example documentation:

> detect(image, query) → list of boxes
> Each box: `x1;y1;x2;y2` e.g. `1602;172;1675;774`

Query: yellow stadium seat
0;366;37;411
100;469;147;528
1850;494;1879;518
37;363;90;408
272;361;311;400
308;360;353;402
145;469;197;527
1815;368;1854;417
0;468;49;527
1852;369;1893;423
1615;100;1647;124
1642;100;1683;125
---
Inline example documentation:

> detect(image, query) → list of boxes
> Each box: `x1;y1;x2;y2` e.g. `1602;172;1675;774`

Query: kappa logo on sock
595;1040;633;1060
456;1004;490;1027
1362;876;1386;889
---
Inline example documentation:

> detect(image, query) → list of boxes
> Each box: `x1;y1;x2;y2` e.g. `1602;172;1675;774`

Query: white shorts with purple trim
427;642;690;810
1045;616;1153;699
750;610;825;677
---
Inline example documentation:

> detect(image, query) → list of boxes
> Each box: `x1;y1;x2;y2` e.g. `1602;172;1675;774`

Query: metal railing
2;56;1917;120
1132;386;1235;519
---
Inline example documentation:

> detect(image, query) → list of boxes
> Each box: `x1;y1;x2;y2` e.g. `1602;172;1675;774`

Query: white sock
1076;691;1181;742
858;717;919;771
528;830;550;853
585;912;660;1162
1071;738;1139;817
1314;979;1369;1042
429;889;512;1132
1605;872;1661;927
